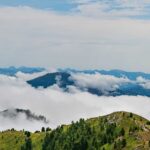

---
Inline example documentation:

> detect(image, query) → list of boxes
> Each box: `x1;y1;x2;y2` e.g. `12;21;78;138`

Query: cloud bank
71;73;130;94
0;72;150;131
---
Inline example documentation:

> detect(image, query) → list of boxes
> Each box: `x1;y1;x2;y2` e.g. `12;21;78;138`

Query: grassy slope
43;111;150;150
87;112;150;150
0;112;150;150
0;131;46;150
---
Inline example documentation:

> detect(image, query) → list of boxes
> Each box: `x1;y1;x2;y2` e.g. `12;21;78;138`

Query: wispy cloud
71;73;130;94
70;0;150;19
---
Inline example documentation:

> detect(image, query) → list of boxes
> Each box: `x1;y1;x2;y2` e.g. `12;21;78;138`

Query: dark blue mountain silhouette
0;66;45;76
59;69;150;80
27;70;150;97
27;72;74;88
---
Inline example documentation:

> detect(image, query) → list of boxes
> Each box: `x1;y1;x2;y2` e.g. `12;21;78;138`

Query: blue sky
0;0;75;11
0;0;150;19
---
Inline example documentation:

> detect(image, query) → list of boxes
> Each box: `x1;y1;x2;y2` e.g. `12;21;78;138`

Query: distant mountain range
1;67;150;97
59;68;150;80
1;67;150;80
27;70;150;97
0;66;45;76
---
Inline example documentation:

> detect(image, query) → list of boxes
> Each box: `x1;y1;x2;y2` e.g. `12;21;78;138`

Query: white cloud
16;71;48;81
0;7;150;71
136;76;150;90
0;72;150;131
70;73;130;94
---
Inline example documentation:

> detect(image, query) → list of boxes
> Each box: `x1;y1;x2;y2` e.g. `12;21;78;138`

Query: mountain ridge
0;66;45;76
27;71;150;97
1;111;150;150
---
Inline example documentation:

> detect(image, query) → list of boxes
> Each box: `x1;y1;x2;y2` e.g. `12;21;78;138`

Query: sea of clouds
0;71;150;131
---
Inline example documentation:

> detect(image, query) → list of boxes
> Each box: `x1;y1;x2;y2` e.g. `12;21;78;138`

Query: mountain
0;66;45;76
1;112;150;150
27;70;150;97
59;69;150;80
42;111;150;150
27;72;74;88
98;69;150;80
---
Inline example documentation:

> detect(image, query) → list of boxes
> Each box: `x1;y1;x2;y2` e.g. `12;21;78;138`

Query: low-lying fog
0;71;150;131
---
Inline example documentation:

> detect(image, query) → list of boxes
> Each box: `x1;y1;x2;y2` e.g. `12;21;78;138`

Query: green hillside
1;112;150;150
0;130;46;150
